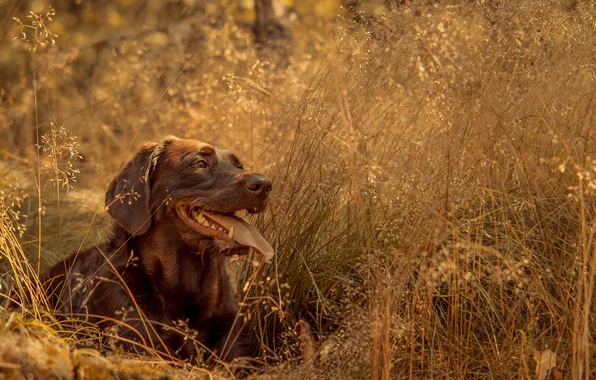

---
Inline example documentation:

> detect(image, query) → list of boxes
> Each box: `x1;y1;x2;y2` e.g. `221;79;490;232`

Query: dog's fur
40;136;272;362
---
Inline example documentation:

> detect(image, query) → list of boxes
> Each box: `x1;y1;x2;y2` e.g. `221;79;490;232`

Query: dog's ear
105;143;161;236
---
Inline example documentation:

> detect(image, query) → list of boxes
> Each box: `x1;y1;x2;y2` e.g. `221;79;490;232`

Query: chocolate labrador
41;136;274;362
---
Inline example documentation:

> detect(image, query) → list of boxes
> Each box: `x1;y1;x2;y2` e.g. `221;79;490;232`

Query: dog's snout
245;174;272;195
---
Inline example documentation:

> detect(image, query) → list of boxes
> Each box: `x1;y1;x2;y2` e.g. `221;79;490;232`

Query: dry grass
1;0;596;378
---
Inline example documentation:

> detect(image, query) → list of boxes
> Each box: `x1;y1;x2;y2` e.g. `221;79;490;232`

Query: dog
40;136;274;362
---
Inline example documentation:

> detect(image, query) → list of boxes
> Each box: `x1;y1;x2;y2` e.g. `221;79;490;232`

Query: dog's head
105;136;274;261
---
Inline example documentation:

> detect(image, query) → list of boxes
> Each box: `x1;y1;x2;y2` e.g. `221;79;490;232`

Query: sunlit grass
1;0;596;378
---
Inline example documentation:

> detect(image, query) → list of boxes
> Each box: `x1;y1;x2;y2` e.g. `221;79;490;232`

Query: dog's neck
115;218;226;320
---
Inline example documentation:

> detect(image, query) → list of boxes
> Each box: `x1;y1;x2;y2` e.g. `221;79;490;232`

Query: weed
13;6;58;52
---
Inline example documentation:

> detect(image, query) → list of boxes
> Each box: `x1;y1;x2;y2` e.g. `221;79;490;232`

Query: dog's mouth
175;205;274;262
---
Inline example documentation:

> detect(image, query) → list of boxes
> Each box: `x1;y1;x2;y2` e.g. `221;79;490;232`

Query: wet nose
245;174;272;195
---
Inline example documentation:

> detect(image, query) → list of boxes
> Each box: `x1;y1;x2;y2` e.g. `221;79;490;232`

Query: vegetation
1;0;595;378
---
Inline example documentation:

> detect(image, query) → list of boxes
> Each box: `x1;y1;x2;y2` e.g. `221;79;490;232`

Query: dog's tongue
203;212;274;262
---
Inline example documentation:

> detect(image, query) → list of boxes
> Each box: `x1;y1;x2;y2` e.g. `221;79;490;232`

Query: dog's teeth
228;226;234;239
197;214;206;223
210;225;217;230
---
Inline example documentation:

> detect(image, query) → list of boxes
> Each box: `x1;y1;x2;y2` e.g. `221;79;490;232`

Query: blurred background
1;0;379;169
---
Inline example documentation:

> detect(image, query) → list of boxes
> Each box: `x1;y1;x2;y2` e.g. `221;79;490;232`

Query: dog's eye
191;160;208;169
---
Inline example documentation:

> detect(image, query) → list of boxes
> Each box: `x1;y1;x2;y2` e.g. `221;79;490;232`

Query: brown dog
41;136;274;362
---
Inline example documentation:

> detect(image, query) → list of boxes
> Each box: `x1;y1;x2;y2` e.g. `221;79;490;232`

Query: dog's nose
245;174;272;195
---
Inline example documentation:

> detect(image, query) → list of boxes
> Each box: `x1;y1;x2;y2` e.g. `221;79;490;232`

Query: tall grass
1;0;596;378
240;1;596;378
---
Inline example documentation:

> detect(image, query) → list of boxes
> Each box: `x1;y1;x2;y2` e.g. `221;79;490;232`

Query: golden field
0;0;595;378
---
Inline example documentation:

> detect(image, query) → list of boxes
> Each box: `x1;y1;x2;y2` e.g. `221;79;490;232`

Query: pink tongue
203;212;274;262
